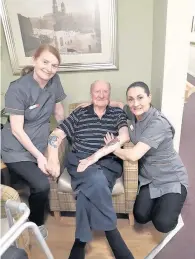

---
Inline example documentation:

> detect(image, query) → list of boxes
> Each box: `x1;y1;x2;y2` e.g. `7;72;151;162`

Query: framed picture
190;15;195;44
1;0;118;74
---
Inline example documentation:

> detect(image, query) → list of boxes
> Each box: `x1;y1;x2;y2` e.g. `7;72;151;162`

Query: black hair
126;81;150;96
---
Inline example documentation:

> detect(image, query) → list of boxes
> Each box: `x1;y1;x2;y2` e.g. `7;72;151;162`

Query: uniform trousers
133;184;187;233
6;161;50;226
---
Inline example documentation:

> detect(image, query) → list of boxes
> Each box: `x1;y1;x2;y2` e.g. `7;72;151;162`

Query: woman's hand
46;157;60;178
37;154;49;175
109;101;124;109
76;102;91;109
104;132;115;145
77;155;97;172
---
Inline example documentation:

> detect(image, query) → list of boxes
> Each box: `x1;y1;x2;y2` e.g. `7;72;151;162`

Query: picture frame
190;15;195;44
1;0;118;74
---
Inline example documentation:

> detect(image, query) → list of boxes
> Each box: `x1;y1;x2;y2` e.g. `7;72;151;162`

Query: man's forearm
47;128;66;159
55;114;65;125
93;136;127;161
47;134;60;160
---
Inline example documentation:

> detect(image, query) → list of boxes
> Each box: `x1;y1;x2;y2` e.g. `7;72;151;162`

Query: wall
150;0;168;109
0;0;154;115
188;45;195;77
1;22;17;109
187;1;195;77
151;0;192;151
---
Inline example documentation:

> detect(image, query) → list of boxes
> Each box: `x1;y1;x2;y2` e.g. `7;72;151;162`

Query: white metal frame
0;199;54;259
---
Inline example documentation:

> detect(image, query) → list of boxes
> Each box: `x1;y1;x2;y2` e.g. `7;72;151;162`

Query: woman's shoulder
9;73;31;89
6;74;33;99
150;108;175;134
150;108;167;125
51;73;61;83
152;108;170;123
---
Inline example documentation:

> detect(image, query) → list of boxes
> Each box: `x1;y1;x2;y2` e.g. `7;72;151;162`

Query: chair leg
54;211;61;221
128;212;135;226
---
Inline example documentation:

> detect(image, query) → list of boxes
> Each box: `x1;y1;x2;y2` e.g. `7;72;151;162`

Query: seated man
47;80;134;259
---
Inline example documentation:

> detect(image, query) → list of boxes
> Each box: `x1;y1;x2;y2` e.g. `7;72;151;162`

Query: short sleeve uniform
1;72;66;163
123;105;188;198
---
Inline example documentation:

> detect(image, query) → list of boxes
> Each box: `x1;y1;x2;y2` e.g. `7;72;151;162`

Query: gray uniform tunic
124;105;188;199
1;72;66;163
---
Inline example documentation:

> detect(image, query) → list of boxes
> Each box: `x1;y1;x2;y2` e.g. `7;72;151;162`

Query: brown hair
20;65;34;77
126;81;150;96
34;44;61;64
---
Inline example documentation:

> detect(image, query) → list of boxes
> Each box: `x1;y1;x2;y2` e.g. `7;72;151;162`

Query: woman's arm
75;102;91;109
10;114;48;174
109;101;125;109
114;142;151;161
104;133;151;161
95;127;129;160
54;102;65;124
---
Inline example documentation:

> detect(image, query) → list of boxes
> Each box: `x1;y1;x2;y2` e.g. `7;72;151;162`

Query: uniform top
123;105;188;198
1;72;66;163
58;104;128;154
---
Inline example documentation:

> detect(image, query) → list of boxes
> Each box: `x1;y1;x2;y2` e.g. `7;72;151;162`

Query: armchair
49;103;138;222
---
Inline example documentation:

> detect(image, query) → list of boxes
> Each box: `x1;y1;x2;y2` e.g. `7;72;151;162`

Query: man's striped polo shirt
58;104;128;154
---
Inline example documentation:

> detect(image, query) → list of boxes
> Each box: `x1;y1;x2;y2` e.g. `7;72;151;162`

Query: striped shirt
58;104;128;154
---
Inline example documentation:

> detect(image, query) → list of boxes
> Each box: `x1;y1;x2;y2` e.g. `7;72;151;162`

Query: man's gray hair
90;80;111;93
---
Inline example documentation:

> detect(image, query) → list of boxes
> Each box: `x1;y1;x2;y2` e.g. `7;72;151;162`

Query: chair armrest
58;138;70;175
123;142;138;210
0;184;21;218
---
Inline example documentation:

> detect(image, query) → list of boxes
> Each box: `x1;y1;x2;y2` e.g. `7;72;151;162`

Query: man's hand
104;132;115;145
46;158;60;178
37;154;49;175
46;128;66;178
77;155;97;172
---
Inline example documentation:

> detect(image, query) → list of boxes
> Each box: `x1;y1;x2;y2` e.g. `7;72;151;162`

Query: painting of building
18;0;102;56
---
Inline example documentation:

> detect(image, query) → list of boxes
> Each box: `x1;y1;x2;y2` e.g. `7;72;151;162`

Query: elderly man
47;80;134;259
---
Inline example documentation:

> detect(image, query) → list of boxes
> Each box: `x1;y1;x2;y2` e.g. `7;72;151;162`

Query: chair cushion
112;177;125;195
58;169;124;195
58;169;72;193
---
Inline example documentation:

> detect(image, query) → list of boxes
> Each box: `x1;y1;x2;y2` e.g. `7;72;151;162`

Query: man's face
91;81;110;108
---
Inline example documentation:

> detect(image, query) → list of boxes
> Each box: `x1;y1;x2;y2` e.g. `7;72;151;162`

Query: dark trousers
2;246;28;259
133;184;187;233
6;161;50;226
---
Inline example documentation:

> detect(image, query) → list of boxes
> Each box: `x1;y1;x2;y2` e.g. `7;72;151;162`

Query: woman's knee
34;178;50;194
152;215;178;233
133;206;151;224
